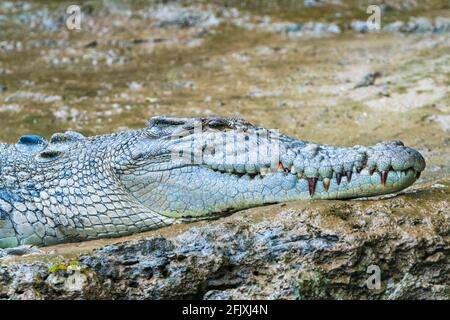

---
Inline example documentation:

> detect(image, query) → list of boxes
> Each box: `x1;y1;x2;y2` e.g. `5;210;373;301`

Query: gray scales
0;116;425;248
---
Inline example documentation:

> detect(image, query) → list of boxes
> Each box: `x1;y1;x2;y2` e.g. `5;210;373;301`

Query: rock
84;40;98;48
354;72;382;88
304;0;321;8
230;14;340;38
53;106;80;122
227;8;448;37
0;41;22;52
406;17;434;33
428;115;450;132
287;22;341;37
105;50;128;66
30;39;68;49
383;17;448;34
231;52;251;63
247;88;282;98
0;104;22;112
5;91;62;103
128;82;143;92
145;5;220;29
255;46;287;56
3;7;63;32
350;20;370;33
2;245;43;257
172;80;196;90
0;184;448;300
434;17;450;33
378;85;390;97
299;22;341;37
383;21;405;33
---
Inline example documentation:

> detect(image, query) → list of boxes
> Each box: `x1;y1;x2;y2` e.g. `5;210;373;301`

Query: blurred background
0;0;449;184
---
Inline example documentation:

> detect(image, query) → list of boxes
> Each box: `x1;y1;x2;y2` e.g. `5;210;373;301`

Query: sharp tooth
307;177;318;197
268;167;277;173
380;171;388;185
291;166;297;174
277;162;284;172
335;172;342;185
323;178;330;192
245;164;256;174
346;171;352;183
260;167;268;176
234;164;245;173
369;168;376;176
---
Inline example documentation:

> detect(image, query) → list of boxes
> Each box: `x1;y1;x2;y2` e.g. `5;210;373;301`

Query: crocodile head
116;116;426;219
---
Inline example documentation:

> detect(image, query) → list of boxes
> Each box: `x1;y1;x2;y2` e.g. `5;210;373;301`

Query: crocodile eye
205;117;255;133
206;118;233;130
182;124;195;131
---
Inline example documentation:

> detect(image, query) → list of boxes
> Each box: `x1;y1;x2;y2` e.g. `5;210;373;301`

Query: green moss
48;256;87;273
296;271;332;299
48;262;67;273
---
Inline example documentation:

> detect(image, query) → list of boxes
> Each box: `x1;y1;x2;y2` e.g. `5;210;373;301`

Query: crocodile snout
366;140;426;182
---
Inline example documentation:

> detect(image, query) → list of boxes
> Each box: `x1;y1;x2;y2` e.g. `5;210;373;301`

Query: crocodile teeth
260;167;268;176
346;171;352;183
335;173;342;185
380;171;388;185
323;178;330;192
307;177;318;197
268;167;278;173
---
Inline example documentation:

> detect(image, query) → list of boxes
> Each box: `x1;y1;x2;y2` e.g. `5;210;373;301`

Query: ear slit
38;150;63;159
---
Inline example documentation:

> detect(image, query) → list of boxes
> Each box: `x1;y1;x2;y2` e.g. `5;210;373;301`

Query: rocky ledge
0;180;449;300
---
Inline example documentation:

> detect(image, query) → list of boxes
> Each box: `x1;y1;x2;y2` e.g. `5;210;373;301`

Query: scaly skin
0;116;425;248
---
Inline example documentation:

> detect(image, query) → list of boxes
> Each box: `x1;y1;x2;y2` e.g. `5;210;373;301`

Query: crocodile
0;116;425;248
